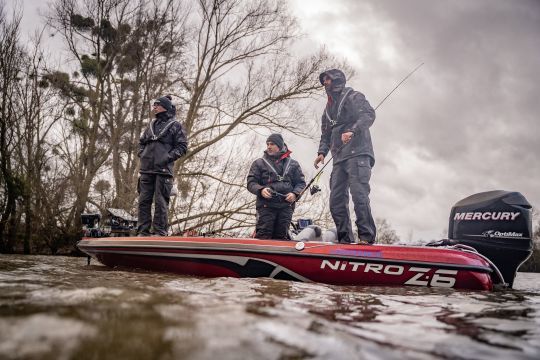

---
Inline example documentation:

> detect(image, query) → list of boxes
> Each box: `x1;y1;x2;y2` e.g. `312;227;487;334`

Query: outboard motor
447;190;533;288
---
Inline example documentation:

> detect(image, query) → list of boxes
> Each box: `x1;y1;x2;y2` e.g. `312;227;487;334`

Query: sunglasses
152;102;161;106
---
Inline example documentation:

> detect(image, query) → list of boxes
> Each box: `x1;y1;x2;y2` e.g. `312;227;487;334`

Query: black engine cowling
448;190;533;288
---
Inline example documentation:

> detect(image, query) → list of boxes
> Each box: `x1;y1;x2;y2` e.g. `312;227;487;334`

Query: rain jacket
138;111;188;176
317;69;376;166
247;149;306;208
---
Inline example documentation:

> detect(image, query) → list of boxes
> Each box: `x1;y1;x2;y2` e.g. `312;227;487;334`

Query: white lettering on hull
320;261;458;288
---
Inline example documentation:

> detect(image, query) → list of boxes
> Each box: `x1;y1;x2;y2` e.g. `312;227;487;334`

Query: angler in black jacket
247;134;306;240
314;69;376;244
137;96;188;236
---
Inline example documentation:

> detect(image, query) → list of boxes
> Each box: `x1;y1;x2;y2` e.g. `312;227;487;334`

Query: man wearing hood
137;95;188;236
247;134;306;239
314;69;376;244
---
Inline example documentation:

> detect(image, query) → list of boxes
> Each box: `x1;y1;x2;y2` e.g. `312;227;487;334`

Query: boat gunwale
78;241;493;274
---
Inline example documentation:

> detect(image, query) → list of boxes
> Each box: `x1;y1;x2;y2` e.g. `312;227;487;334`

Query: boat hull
78;236;494;290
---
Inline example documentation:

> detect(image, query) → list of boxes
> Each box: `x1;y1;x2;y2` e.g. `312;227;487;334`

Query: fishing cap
266;133;285;151
154;95;174;113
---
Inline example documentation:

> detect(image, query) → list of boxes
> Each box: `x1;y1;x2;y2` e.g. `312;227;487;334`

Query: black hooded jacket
317;69;376;166
247;150;306;208
138;111;188;176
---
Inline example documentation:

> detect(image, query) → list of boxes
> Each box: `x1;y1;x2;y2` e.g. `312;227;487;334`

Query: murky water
0;254;539;360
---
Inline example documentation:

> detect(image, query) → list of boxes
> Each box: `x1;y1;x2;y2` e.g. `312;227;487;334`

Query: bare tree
0;0;77;253
11;27;66;253
375;218;400;244
37;0;339;242
103;0;189;210
170;136;257;235
1;0;355;252
45;0;189;238
166;0;332;233
0;2;25;253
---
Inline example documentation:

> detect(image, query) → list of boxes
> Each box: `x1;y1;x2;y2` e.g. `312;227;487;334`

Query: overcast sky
287;0;540;241
14;0;540;241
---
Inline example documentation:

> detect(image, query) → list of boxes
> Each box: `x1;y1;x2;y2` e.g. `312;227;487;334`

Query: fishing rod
297;62;425;200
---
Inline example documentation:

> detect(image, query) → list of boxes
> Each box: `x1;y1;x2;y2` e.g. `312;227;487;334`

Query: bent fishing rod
297;62;425;200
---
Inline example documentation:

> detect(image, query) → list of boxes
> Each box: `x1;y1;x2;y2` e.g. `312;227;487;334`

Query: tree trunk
23;196;32;254
5;196;18;253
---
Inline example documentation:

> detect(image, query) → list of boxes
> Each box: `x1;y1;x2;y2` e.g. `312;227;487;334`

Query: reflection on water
0;254;539;359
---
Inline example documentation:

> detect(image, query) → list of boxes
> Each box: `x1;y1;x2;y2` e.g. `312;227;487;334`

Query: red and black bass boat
78;191;533;291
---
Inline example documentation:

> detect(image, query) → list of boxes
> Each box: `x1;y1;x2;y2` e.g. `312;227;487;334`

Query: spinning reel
309;184;321;195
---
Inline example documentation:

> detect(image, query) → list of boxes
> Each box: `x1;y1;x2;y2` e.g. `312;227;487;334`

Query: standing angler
138;96;188;236
247;134;306;240
314;69;376;244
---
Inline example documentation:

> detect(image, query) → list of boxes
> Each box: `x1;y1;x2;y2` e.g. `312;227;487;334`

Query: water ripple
0;254;539;359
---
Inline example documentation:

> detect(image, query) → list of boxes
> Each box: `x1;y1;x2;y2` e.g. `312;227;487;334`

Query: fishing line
297;62;425;200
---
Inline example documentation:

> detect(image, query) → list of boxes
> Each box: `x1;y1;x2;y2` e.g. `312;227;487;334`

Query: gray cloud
291;0;540;240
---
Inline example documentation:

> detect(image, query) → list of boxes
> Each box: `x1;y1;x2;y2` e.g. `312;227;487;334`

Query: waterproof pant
137;173;173;236
329;156;376;243
255;205;294;240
